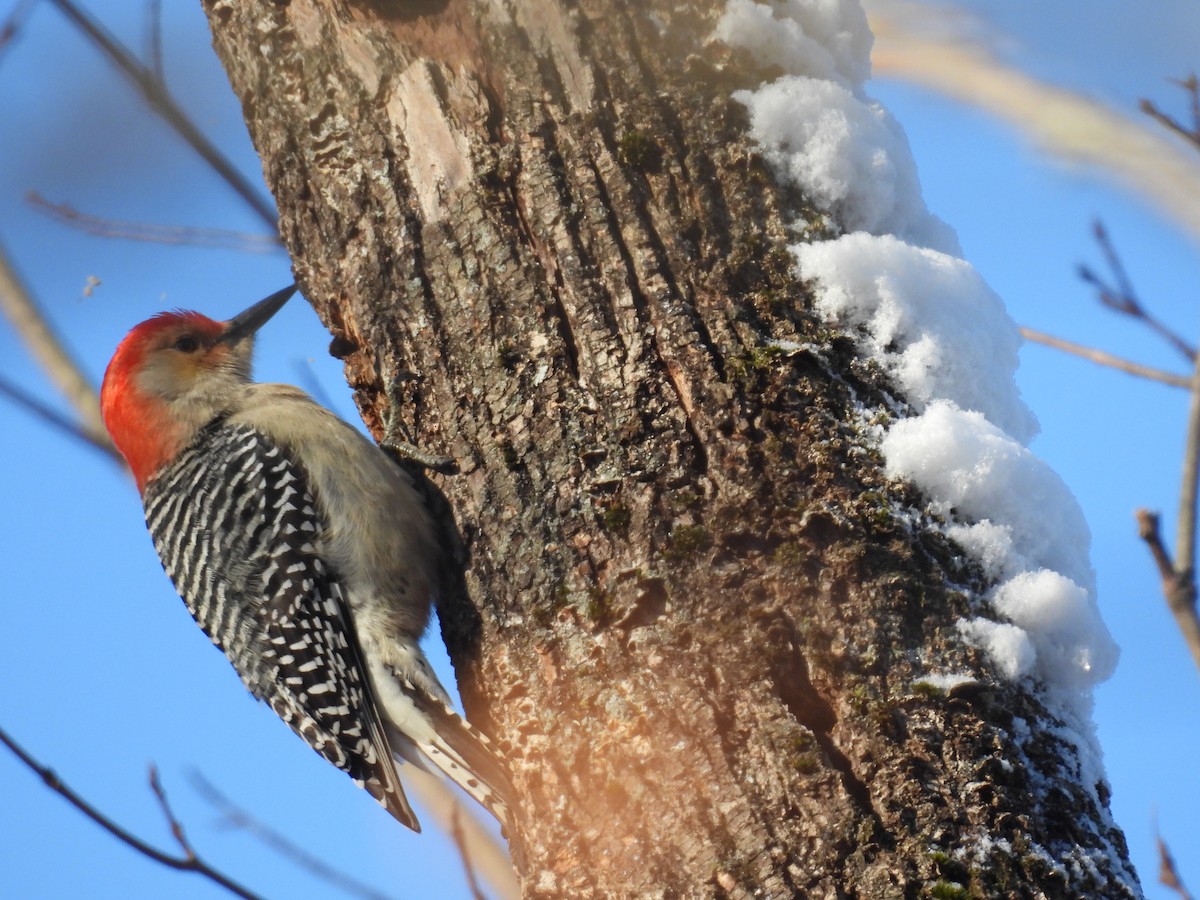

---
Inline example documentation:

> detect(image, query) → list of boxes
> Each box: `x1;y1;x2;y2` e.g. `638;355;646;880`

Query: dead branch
449;804;487;900
0;722;262;900
144;0;163;84
188;772;395;900
0;238;120;462
0;0;37;59
45;0;278;230
1136;510;1200;672
1078;220;1196;363
27;192;283;253
0;372;122;460
190;768;520;899
1158;830;1195;900
149;766;196;862
1073;74;1200;678
404;769;520;900
292;359;339;412
1140;72;1200;148
1175;355;1200;582
1019;327;1191;388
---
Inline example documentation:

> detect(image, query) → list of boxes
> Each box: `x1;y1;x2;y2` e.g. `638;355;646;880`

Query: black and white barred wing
142;422;419;829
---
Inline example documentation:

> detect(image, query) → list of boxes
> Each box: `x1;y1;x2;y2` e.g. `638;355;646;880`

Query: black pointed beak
219;284;297;345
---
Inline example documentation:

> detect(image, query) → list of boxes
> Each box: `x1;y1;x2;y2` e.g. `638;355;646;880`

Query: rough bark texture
203;1;1139;896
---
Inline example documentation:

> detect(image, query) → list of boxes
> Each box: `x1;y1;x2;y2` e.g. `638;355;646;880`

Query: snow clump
719;0;960;253
795;235;1036;441
715;0;872;87
716;0;1119;753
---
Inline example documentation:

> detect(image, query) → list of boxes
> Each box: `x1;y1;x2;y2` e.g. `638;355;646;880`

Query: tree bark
203;0;1139;896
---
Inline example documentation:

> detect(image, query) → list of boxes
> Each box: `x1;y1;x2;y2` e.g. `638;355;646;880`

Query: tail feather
389;678;518;833
370;642;519;835
355;679;423;832
359;722;421;831
361;766;421;832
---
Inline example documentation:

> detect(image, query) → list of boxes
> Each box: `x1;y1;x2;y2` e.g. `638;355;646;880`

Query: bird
99;285;514;835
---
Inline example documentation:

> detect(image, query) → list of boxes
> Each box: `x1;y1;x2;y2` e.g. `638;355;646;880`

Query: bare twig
144;0;163;84
0;372;122;459
293;358;339;412
1019;327;1191;389
1158;830;1195;900
0;0;38;60
450;804;487;900
1075;81;1200;672
1176;352;1200;581
1088;220;1142;316
0;723;262;900
188;772;396;900
150;766;196;861
1142;301;1200;665
1078;221;1196;362
1136;510;1200;672
45;0;278;230
1138;511;1179;587
1174;72;1200;137
0;237;120;462
1140;72;1200;148
405;769;520;900
27;193;283;253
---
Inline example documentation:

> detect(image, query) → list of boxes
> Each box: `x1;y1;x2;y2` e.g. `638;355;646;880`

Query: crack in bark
578;155;713;482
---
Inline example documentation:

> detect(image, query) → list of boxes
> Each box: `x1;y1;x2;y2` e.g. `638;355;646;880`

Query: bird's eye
173;334;201;353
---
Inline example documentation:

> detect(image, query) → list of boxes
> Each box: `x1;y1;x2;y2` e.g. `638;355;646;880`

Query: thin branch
0;236;120;462
1078;220;1196;363
1134;340;1200;671
0;0;38;61
150;766;196;861
449;804;487;900
1176;350;1200;579
144;0;163;84
1136;510;1200;672
1175;72;1200;137
0;372;122;460
1138;511;1179;588
1089;220;1141;317
405;770;520;900
45;0;278;230
1019;327;1192;389
27;192;283;253
1158;830;1195;900
0;722;262;900
293;358;339;412
1139;71;1200;147
188;772;396;900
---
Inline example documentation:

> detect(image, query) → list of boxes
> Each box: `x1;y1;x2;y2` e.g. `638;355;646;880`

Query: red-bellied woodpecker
100;285;514;834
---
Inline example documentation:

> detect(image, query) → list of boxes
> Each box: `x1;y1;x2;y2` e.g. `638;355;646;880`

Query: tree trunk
203;0;1139;896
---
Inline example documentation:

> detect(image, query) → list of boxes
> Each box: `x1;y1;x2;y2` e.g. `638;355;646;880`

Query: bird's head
100;285;296;490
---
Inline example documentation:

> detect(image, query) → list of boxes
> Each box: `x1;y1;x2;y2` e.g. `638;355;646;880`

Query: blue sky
1;2;1197;898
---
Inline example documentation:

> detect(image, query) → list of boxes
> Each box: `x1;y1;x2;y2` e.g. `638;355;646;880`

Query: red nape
100;311;222;491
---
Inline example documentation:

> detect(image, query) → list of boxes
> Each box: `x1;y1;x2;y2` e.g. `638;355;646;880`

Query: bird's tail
371;645;519;835
388;686;518;835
